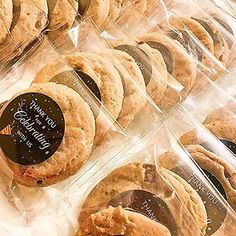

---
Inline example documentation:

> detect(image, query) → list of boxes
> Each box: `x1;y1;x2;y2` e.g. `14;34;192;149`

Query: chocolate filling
213;17;234;49
115;44;152;86
0;93;65;165
78;0;91;17
192;17;221;45
145;41;174;74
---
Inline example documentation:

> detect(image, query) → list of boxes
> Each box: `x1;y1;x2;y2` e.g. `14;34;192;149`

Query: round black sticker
78;0;91;17
146;41;174;74
50;71;101;118
114;44;152;86
0;93;65;165
75;70;101;102
220;139;236;156
172;166;227;235
109;190;178;236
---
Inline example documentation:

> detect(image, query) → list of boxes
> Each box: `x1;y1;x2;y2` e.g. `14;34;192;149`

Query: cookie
0;0;13;43
191;17;230;66
0;0;48;64
34;53;124;142
78;0;110;26
137;42;168;104
99;49;146;128
138;32;197;95
205;119;236;145
158;151;236;235
137;43;182;110
158;16;228;81
65;52;124;120
47;0;78;41
77;206;171;236
0;83;95;187
160;167;207;233
203;102;236;125
179;119;236;157
79;163;201;236
35;53;124;121
113;41;168;105
179;128;202;146
186;144;236;211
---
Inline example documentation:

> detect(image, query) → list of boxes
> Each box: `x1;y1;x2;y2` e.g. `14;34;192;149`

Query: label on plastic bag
0;93;65;165
172;166;227;235
202;169;227;199
50;70;101;117
146;41;174;74
109;190;178;235
115;44;152;86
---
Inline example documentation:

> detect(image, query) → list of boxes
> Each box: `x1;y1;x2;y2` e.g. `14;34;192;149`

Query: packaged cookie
36;19;164;137
98;20;185;112
163;0;236;69
179;73;236;154
158;15;229;81
0;0;48;69
166;105;236;212
62;145;202;236
102;8;231;106
120;5;231;84
0;35;141;218
194;0;236;68
126;122;236;236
